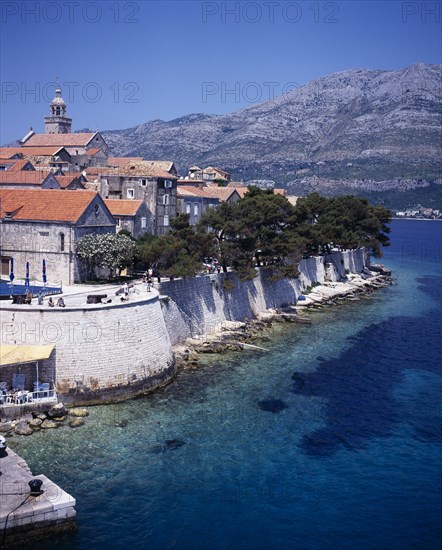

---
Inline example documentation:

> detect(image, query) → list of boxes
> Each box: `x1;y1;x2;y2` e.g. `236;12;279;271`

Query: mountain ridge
101;63;441;183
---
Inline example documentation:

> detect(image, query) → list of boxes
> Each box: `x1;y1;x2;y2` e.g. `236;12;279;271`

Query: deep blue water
10;220;442;550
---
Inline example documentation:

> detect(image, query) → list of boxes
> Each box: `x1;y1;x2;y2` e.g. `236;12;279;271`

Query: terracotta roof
103;161;178;179
177;185;238;202
0;148;23;159
143;160;175;172
104;199;143;216
177;186;212;198
55;176;85;189
202;187;239;201
204;166;230;179
0;172;46;185
235;188;249;199
107;157;144;167
19;146;67;156
22;133;97;147
0;159;34;171
84;166;108;176
85;148;101;156
0;189;100;222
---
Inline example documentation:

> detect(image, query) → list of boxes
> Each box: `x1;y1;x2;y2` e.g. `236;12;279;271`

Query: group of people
47;296;65;307
21;290;64;307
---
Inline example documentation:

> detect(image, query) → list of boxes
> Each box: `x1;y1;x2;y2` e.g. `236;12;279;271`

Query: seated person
25;290;33;304
48;297;55;307
37;291;44;305
57;296;65;307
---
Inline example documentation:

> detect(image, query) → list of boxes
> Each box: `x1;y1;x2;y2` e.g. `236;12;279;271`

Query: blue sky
1;0;441;143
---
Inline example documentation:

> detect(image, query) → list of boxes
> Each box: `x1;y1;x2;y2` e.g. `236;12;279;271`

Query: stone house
177;186;219;225
185;166;231;183
99;161;178;236
177;185;241;225
104;199;152;237
0;189;115;284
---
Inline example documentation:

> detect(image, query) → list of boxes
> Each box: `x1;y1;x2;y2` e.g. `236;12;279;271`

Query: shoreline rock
174;271;392;368
0;402;90;437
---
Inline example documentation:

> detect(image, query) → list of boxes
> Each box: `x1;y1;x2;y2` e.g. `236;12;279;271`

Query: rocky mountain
103;63;441;183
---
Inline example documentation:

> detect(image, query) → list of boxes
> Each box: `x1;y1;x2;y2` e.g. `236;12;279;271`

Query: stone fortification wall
1;295;175;404
159;249;367;345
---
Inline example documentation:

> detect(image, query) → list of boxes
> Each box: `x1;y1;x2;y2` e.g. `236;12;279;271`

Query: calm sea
11;220;442;550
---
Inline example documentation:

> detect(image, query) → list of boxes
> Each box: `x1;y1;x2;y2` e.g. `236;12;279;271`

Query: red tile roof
104;199;143;216
85;148;102;156
22;133;97;147
0;159;34;171
107;157;144;167
0;148;24;159
103;161;178;179
19;146;67;156
177;185;239;202
0;189;99;222
0;172;47;185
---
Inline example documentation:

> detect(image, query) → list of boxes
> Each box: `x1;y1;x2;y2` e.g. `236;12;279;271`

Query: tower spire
44;82;72;134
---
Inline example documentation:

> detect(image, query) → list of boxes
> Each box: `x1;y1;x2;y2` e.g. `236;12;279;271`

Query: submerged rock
149;439;186;454
115;419;128;428
41;419;58;429
69;407;89;417
258;398;288;413
14;421;33;436
164;439;186;450
29;418;43;429
0;422;14;433
69;417;85;428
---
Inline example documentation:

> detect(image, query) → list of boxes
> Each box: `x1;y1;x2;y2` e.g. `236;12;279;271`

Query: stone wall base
59;361;177;406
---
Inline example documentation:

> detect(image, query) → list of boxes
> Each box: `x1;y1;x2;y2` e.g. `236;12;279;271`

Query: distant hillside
103;63;441;187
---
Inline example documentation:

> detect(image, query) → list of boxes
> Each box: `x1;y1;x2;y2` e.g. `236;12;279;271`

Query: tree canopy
76;233;136;279
133;190;392;282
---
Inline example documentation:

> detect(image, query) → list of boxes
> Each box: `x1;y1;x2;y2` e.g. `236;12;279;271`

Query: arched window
60;232;65;251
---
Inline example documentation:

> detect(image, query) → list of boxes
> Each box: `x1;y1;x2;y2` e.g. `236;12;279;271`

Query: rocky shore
0;404;90;439
174;269;393;370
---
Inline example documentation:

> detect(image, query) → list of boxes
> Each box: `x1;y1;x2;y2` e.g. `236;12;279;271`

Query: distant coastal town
394;206;441;219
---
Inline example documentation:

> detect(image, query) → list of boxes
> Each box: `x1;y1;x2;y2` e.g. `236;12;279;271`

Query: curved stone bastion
0;288;176;405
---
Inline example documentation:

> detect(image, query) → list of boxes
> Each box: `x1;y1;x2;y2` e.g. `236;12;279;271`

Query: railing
0;387;57;406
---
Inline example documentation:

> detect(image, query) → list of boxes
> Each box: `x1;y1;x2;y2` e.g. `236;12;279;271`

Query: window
141;217;147;229
163;194;169;205
194;204;199;216
115;217;121;227
164;180;172;188
127;189;134;199
164;215;169;227
94;204;100;215
140;179;147;186
186;204;191;214
60;233;65;251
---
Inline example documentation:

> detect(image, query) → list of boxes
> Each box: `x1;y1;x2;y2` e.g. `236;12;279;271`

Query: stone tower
44;85;72;134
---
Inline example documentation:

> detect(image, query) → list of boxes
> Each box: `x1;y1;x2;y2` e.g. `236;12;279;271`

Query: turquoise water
10;220;442;550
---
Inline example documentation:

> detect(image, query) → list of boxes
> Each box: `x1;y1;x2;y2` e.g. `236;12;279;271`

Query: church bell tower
44;85;72;134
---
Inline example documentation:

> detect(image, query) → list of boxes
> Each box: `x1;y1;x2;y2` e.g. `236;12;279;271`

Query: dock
0;446;76;546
